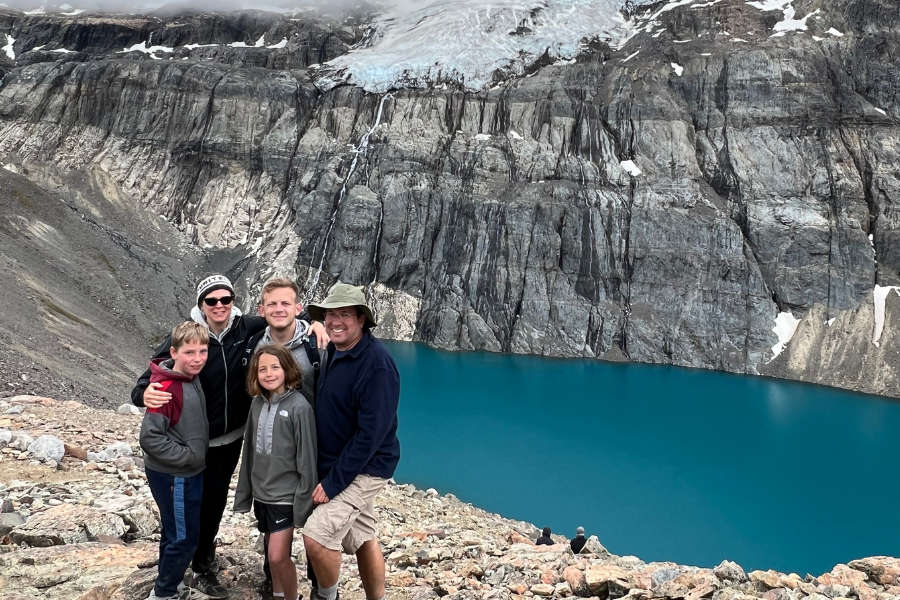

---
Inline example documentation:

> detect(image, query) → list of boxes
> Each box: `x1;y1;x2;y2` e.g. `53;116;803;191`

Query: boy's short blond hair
171;322;210;350
260;276;301;304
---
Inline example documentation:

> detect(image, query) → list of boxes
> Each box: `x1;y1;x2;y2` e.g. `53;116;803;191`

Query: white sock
273;594;285;598
320;583;338;600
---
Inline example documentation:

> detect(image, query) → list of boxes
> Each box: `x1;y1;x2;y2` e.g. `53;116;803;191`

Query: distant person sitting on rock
570;526;587;553
536;527;554;546
132;274;328;599
235;345;317;600
139;322;210;600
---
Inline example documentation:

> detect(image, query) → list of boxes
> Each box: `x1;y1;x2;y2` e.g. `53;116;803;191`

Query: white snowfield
619;159;642;176
873;285;900;346
770;311;800;360
317;0;640;93
314;0;839;93
3;33;14;60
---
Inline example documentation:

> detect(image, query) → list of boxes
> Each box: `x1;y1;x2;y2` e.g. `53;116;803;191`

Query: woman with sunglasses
130;274;327;599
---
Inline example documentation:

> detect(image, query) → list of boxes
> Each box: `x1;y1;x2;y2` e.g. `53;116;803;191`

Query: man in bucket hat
303;282;400;600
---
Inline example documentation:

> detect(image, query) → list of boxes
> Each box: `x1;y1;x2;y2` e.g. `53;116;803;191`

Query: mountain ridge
0;0;898;397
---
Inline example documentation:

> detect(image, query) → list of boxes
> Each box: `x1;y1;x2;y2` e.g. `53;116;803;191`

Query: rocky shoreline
2;394;899;600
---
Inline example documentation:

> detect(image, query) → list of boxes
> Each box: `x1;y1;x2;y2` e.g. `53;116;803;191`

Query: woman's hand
143;382;172;409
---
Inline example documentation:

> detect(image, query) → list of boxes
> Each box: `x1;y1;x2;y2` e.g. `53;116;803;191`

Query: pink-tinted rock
585;565;635;599
849;558;900;586
749;570;783;591
387;571;416;587
564;567;590;597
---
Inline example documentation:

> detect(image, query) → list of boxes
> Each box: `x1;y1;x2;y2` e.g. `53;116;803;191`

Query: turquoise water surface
385;341;900;576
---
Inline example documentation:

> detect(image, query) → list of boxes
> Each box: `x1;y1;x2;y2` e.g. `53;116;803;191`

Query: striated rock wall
0;0;898;393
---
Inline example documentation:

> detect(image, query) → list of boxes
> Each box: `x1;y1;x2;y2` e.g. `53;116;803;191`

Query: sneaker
192;571;230;599
146;589;178;600
177;582;194;599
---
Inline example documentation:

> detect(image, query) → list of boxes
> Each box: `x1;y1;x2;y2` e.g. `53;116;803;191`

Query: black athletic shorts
253;501;294;533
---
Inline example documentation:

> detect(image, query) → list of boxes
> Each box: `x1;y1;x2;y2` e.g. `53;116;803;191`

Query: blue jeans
146;468;204;597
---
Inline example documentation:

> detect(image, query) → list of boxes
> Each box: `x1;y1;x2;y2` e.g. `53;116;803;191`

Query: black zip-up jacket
131;310;312;442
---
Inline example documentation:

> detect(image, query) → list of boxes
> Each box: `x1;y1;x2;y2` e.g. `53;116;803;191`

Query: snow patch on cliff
120;41;174;58
771;311;800;359
3;33;14;60
317;0;639;93
873;286;900;346
620;160;641;176
746;0;818;37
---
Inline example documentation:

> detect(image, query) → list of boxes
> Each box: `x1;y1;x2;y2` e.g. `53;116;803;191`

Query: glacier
316;0;640;93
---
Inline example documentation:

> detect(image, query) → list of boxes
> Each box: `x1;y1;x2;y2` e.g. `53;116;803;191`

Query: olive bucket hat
307;282;377;329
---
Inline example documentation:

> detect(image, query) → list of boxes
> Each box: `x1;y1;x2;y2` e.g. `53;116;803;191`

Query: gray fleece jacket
254;319;327;407
139;359;209;477
234;389;317;527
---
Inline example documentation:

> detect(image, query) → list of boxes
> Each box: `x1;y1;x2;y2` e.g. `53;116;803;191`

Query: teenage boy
132;274;328;598
249;276;326;407
140;322;210;600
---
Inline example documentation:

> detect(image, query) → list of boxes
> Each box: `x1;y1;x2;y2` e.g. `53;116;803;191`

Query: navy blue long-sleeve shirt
315;331;400;499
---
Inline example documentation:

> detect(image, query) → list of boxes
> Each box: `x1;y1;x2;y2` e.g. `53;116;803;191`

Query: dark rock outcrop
0;0;897;394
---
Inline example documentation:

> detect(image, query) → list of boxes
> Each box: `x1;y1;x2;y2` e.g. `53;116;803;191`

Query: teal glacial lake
385;341;900;576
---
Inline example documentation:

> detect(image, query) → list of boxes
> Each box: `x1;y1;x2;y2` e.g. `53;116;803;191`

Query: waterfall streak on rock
305;92;394;302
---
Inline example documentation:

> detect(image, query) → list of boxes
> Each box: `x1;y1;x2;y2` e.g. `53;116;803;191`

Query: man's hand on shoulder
312;483;330;504
143;382;173;409
307;320;330;348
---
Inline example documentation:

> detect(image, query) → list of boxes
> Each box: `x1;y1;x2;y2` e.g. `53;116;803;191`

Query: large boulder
0;512;26;537
848;557;900;586
9;505;127;546
92;494;160;539
0;542;156;599
27;435;65;463
564;566;590;597
585;565;635;599
9;432;33;452
581;535;610;556
714;561;748;583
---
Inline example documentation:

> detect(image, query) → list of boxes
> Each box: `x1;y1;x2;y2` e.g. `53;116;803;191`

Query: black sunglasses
203;295;234;307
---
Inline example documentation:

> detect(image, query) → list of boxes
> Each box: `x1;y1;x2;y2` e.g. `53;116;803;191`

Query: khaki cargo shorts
304;474;388;554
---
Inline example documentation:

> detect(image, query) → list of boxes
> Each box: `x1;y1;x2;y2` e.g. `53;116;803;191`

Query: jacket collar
262;318;310;349
265;389;293;406
190;305;243;342
327;330;372;360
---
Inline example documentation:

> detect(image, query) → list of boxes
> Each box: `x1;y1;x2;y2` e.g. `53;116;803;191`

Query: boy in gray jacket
140;322;210;600
236;344;317;600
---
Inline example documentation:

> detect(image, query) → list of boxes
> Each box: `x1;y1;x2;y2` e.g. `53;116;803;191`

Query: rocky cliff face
0;0;897;395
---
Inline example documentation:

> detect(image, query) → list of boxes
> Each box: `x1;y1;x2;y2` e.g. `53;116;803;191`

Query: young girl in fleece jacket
234;344;317;600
